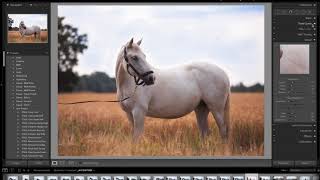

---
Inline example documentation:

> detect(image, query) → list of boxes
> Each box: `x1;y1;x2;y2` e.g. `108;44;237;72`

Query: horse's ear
123;46;127;56
137;38;142;46
128;38;134;48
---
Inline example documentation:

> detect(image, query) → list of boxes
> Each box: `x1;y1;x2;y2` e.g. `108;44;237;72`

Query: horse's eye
132;56;139;61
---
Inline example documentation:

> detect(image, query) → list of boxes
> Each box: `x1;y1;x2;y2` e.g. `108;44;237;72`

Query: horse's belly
146;85;201;119
147;105;197;119
24;30;34;35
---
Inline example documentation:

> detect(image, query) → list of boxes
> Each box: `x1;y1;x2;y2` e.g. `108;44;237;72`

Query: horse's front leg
20;33;25;40
132;107;146;143
125;112;134;126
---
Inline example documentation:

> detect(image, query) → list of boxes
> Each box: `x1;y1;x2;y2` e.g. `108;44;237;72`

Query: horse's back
185;62;230;107
147;62;230;118
32;26;41;33
185;62;229;86
24;26;41;35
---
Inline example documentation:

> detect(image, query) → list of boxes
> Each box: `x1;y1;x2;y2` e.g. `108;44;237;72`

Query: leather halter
123;46;154;86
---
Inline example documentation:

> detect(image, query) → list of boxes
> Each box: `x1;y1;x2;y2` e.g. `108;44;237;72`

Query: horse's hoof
132;135;142;144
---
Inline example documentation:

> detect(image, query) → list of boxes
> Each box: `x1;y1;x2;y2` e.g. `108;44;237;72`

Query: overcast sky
9;14;47;29
58;5;265;86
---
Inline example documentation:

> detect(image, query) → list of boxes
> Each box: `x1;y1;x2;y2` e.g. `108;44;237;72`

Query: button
88;176;98;180
259;176;271;180
47;176;58;180
300;177;310;180
51;161;58;166
273;176;284;180
5;160;27;166
140;177;151;180
220;176;231;180
22;175;29;180
61;176;71;180
295;161;317;167
245;174;258;180
127;177;138;180
114;176;125;180
101;177;111;180
67;161;76;166
28;161;50;166
286;177;297;180
154;177;164;180
273;161;294;167
167;177;177;180
74;176;84;180
233;176;244;180
312;176;319;180
194;177;204;180
207;177;217;180
180;177;191;180
8;176;18;180
34;176;45;180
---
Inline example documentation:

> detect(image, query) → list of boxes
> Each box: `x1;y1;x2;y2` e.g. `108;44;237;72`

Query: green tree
58;16;88;92
8;17;13;30
74;72;116;92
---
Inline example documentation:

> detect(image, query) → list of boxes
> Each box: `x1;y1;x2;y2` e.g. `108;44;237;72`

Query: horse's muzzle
143;74;156;85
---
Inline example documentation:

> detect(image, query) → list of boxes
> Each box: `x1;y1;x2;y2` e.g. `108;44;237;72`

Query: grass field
58;92;264;156
8;31;48;43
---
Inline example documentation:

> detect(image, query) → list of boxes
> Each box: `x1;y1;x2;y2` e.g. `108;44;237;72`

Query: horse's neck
19;27;25;33
116;59;135;98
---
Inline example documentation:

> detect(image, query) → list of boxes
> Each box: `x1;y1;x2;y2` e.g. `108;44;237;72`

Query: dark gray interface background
2;2;319;169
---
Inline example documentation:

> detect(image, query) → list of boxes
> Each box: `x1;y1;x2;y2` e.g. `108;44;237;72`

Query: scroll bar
2;51;5;67
1;51;4;86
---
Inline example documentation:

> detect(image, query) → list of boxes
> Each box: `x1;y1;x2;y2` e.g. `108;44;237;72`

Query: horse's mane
115;46;123;78
115;46;126;92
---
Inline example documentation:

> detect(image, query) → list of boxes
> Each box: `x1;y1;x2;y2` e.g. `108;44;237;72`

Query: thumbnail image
279;44;309;74
57;5;265;157
259;177;271;180
286;177;297;180
273;177;284;180
7;14;48;43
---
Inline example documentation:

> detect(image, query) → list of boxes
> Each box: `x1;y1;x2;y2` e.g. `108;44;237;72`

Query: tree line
231;82;264;92
73;72;116;92
72;72;263;93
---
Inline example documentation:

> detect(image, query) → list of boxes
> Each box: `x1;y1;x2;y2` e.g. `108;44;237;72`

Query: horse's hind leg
195;101;210;139
202;92;230;143
38;32;41;41
210;107;229;143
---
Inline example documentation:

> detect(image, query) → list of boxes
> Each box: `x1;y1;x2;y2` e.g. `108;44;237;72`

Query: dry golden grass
58;92;264;156
8;31;48;43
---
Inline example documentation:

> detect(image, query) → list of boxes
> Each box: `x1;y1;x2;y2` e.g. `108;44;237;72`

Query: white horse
116;38;231;142
19;21;41;41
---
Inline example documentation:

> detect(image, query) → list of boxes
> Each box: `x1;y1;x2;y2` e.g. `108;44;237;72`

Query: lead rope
58;85;138;105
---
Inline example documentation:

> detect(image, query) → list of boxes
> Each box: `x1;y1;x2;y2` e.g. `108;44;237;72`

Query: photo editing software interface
1;1;320;180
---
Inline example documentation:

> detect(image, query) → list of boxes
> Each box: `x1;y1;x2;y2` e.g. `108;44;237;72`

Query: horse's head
122;37;155;86
19;21;26;29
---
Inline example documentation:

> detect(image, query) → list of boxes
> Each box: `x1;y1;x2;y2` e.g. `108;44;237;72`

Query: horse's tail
224;90;230;140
